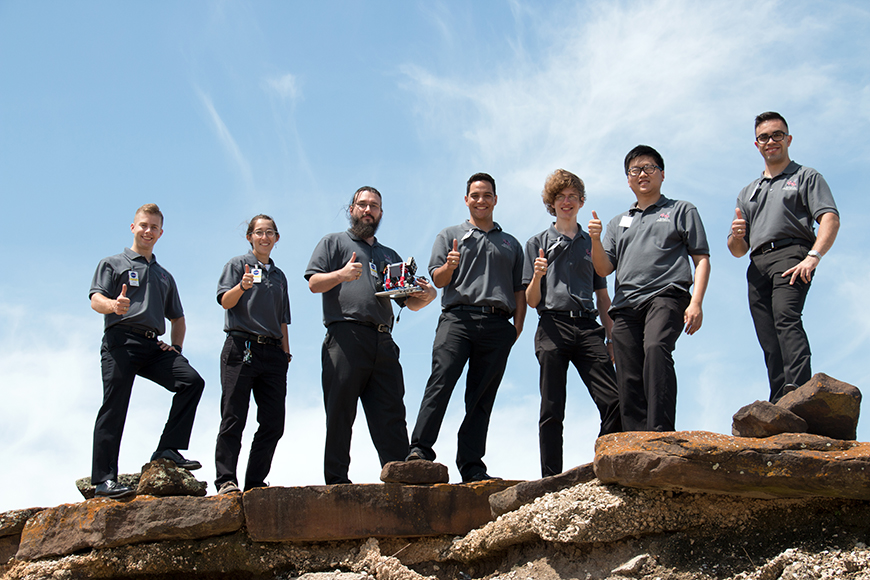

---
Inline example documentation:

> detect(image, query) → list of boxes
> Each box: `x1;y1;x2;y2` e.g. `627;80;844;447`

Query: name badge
128;271;140;287
619;215;634;228
251;268;262;283
369;262;378;277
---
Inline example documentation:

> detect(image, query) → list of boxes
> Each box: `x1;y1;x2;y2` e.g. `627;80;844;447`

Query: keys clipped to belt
243;340;253;365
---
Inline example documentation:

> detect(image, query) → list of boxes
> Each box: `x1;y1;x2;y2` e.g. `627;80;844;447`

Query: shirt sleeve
804;171;838;221
681;206;710;256
522;237;540;287
428;229;450;278
216;257;244;305
305;236;336;280
89;259;118;300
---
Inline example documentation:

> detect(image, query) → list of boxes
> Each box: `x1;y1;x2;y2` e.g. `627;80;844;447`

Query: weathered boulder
380;460;449;484
732;400;808;437
244;481;518;541
76;473;141;500
594;430;870;499
0;507;44;566
16;494;244;561
777;373;861;440
488;463;595;518
137;458;208;496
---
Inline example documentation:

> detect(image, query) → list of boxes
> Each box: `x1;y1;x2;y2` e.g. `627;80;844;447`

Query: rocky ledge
1;373;867;580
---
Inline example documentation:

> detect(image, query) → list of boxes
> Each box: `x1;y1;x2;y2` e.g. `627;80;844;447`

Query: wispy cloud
197;88;254;189
265;73;301;103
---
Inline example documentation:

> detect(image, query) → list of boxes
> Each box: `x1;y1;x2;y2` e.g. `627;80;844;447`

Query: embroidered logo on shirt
783;180;798;191
502;239;512;248
585;248;593;261
656;212;672;223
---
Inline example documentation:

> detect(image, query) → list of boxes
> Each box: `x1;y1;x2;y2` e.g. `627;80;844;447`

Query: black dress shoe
463;472;502;483
94;479;136;499
151;448;202;470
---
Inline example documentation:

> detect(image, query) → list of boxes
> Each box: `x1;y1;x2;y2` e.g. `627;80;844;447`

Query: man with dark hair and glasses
305;186;436;484
589;146;710;432
407;172;526;482
727;112;839;403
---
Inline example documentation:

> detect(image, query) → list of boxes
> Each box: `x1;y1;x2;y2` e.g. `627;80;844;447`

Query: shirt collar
124;247;154;263
628;195;669;214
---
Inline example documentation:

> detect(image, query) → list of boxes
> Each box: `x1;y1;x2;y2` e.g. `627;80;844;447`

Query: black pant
410;310;515;481
610;290;690;432
92;326;205;483
747;244;813;403
535;313;621;477
321;322;409;485
215;335;288;490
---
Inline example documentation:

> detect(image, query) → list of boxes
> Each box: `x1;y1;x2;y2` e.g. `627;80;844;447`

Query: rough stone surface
3;480;870;579
244;481;519;541
0;534;19;566
594;430;870;499
449;479;870;562
777;373;862;440
0;508;44;538
488;463;595;518
731;400;808;437
380;460;449;484
15;493;244;560
137;458;208;496
76;472;141;500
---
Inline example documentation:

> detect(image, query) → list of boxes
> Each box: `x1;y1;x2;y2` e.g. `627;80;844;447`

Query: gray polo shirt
305;230;403;328
217;251;291;339
736;161;838;251
429;220;525;314
524;224;606;315
89;247;183;335
602;196;709;311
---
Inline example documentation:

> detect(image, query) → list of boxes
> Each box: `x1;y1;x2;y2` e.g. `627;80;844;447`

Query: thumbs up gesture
114;284;130;315
532;248;548;280
341;251;363;282
731;208;747;240
240;264;255;291
588;211;603;240
445;238;461;271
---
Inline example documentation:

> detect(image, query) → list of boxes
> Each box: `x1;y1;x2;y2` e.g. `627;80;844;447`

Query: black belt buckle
255;335;270;344
376;324;390;333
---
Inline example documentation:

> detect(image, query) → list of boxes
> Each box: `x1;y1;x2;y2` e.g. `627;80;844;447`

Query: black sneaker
463;472;502;483
405;449;426;461
151;449;202;470
94;479;136;499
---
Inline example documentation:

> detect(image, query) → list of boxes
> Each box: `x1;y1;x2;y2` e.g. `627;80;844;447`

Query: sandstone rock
380;460;449;484
777;373;861;440
449;478;870;563
489;463;595;518
594;430;870;499
76;473;141;500
731;400;808;437
244;481;518;541
16;494;244;560
137;458;208;497
0;508;44;538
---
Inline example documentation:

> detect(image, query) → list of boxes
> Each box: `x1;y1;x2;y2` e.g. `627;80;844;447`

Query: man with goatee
305;186;437;485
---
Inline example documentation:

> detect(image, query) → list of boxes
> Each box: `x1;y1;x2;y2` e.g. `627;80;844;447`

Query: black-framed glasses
354;202;381;211
627;164;662;177
756;131;788;144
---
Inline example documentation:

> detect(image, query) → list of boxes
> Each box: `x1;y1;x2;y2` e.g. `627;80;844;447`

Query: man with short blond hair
89;204;205;499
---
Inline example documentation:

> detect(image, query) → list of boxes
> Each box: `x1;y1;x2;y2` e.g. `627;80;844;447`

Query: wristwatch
807;250;822;260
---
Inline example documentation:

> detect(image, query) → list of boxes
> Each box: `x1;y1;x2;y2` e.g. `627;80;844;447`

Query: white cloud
197;88;254;188
265;73;301;102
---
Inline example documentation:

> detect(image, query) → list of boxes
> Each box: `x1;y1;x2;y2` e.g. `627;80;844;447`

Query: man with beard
305;186;437;484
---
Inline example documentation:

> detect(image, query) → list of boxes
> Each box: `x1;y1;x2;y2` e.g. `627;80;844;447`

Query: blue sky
2;0;869;512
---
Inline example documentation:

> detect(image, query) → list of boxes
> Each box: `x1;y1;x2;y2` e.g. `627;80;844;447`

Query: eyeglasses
354;202;381;211
252;229;277;238
554;193;581;203
627;164;662;177
756;131;788;144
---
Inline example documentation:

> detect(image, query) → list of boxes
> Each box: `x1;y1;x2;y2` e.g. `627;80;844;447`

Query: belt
447;305;511;318
751;238;808;257
115;325;158;339
347;321;391;334
228;330;283;346
544;310;596;320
